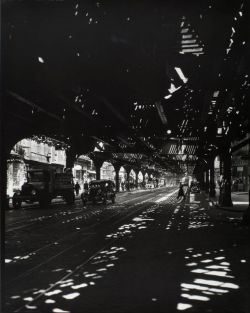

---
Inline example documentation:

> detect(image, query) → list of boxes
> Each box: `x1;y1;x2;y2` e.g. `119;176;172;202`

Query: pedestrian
121;182;125;191
177;183;185;200
75;182;80;196
84;181;89;191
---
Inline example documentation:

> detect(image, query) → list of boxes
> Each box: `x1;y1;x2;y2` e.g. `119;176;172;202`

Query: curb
210;199;246;213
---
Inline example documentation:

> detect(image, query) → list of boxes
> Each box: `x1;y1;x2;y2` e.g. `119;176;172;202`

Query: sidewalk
209;188;249;213
233;192;248;196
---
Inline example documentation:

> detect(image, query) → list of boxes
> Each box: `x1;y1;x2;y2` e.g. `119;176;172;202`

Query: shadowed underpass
2;2;249;312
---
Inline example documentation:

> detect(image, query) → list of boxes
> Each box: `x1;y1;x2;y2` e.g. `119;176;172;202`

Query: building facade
231;143;249;192
7;138;66;197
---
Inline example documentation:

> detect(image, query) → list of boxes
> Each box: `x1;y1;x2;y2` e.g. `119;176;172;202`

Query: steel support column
0;151;7;311
113;164;121;192
66;136;94;171
0;142;13;309
220;147;233;207
205;169;209;193
124;166;131;191
199;169;205;190
135;169;139;189
141;170;146;188
66;148;77;170
93;159;104;180
209;157;216;197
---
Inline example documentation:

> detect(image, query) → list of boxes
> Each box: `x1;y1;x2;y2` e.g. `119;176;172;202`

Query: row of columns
198;146;232;207
114;164;147;192
66;144;234;206
66;148;153;193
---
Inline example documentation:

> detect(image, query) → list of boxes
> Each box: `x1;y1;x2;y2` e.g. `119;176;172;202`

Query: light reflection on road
5;188;248;313
177;248;241;311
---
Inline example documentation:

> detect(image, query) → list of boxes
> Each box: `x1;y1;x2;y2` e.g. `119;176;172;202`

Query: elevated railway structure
1;1;249;207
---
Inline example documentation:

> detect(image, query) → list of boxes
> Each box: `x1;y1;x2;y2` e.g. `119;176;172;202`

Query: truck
12;169;75;209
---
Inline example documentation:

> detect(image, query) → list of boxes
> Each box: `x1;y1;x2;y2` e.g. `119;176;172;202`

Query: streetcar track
6;188;163;229
5;189;172;254
6;190;159;232
14;237;119;313
12;202;160;312
6;207;86;233
12;191;178;312
6;190;173;285
5;201;83;230
9;186;160;220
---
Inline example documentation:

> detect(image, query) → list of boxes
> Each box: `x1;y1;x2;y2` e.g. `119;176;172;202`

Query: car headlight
31;190;37;195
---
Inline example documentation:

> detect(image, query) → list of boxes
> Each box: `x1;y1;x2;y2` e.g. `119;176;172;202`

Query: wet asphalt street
4;187;249;313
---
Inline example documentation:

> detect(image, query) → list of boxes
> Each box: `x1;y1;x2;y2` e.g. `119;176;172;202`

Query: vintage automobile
12;169;75;208
146;182;154;189
81;179;116;205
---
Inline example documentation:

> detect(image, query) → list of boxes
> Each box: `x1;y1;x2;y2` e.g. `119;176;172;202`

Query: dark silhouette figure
84;181;89;191
75;182;80;195
177;183;185;200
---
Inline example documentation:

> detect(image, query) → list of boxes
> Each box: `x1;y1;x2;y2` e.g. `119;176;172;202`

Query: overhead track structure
2;1;249;176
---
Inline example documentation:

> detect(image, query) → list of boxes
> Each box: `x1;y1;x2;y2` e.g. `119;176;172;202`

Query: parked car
146;182;154;189
81;180;116;205
12;169;75;208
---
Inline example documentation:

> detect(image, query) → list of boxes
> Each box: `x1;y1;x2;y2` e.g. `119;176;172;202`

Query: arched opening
73;154;94;192
138;171;144;188
214;155;221;188
6;135;72;209
7;136;67;199
7;151;26;199
129;169;136;190
101;161;115;181
119;166;126;191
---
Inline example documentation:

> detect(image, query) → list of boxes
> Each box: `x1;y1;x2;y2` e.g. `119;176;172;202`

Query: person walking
177;183;185;200
75;182;80;196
